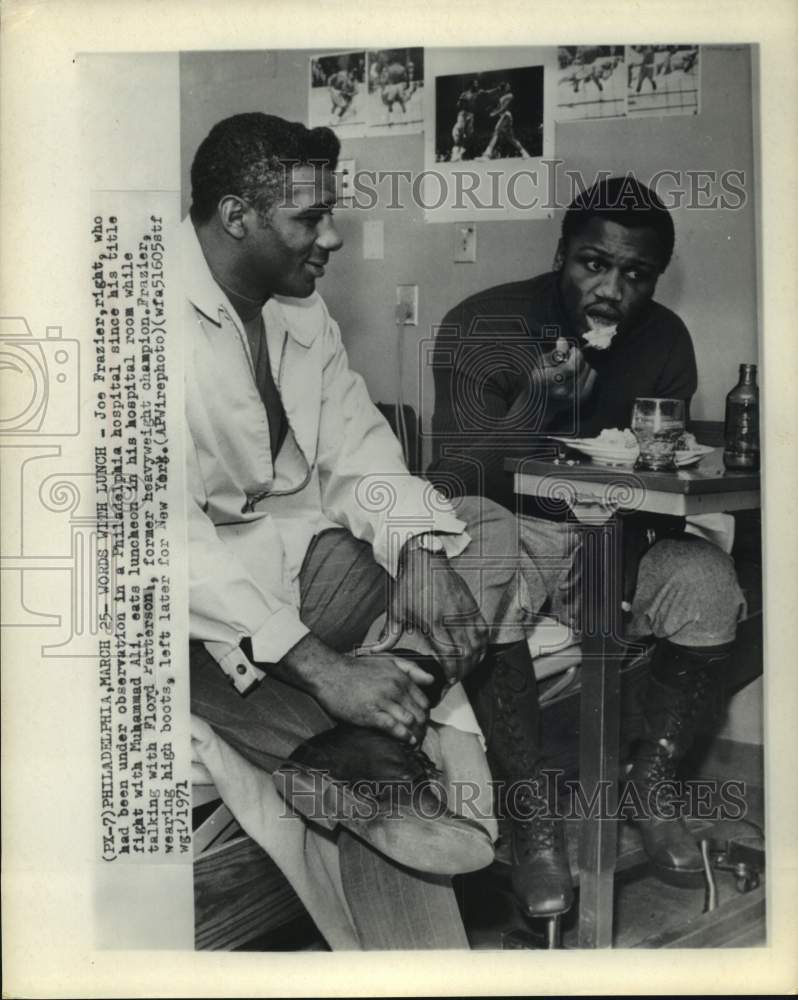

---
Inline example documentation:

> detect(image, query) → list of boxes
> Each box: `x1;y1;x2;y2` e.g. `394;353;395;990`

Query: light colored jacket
182;218;468;690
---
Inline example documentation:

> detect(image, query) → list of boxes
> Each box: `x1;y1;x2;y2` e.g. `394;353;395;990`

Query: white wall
180;45;759;460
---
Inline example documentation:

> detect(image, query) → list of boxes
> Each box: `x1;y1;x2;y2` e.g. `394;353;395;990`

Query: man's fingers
382;696;426;733
392;657;435;687
386;674;429;728
373;710;416;744
388;667;431;722
445;613;489;674
548;350;579;395
364;626;401;654
441;627;476;673
400;675;431;713
414;619;486;682
467;613;490;650
553;345;579;372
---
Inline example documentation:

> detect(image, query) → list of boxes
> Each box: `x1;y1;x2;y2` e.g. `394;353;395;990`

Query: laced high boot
625;639;732;887
468;641;573;944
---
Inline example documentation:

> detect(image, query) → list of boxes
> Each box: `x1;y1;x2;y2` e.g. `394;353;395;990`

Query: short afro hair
190;113;340;224
561;175;675;270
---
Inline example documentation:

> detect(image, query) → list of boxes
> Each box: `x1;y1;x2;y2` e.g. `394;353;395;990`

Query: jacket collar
180;216;320;348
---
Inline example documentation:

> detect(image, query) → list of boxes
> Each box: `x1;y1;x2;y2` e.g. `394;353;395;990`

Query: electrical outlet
396;284;418;326
453;222;477;263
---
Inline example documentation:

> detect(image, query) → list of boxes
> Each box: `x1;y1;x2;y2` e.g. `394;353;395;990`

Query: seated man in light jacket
185;112;553;949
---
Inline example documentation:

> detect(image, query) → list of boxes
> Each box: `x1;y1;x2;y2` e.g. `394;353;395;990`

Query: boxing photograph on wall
555;46;626;122
366;47;425;136
626;45;700;117
308;50;368;138
434;64;544;163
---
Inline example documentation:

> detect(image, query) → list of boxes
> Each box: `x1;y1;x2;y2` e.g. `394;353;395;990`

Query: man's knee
299;528;388;650
641;538;739;598
447;495;550;621
635;538;745;642
451;494;520;556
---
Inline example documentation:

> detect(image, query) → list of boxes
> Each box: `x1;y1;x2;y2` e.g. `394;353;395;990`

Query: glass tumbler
631;397;685;471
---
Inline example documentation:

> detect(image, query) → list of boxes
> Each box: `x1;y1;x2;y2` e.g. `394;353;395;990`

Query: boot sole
273;761;495;876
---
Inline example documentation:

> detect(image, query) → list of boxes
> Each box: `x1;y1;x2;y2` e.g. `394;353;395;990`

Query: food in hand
553;336;570;362
583;316;618;350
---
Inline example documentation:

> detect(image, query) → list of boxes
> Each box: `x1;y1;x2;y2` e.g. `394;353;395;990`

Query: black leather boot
625;639;732;887
468;641;574;926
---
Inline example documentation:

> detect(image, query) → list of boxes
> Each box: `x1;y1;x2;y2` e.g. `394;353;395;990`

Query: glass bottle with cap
723;363;759;471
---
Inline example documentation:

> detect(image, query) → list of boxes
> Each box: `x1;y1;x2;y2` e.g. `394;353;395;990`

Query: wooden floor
231;813;765;951
227;771;765;952
206;734;766;953
458;814;766;950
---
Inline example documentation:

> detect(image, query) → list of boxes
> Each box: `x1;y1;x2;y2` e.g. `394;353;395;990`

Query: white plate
549;436;639;467
674;444;715;467
550;437;716;469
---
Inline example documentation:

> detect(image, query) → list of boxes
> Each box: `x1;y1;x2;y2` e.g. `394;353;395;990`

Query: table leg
576;518;624;948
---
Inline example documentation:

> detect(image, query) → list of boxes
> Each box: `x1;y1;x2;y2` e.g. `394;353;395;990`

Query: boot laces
494;661;542;777
409;744;443;782
633;667;714;801
500;708;542;777
643;740;681;803
664;671;713;732
402;743;448;797
511;787;560;856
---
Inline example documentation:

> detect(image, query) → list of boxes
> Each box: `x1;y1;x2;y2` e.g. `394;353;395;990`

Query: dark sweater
426;272;698;511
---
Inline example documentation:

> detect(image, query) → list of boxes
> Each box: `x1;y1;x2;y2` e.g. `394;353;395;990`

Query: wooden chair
192;779;307;950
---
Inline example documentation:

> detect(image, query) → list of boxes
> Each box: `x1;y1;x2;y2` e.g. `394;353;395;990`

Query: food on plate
550;427;639;466
595;427;639;449
675;430;698;451
583;315;618;350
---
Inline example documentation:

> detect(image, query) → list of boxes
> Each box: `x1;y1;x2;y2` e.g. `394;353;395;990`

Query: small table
506;449;760;948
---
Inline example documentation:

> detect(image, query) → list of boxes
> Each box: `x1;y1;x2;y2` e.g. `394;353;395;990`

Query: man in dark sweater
427;177;745;921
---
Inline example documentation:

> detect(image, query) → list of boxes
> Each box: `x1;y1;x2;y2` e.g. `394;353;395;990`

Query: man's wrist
399;533;449;574
275;633;330;695
404;532;447;556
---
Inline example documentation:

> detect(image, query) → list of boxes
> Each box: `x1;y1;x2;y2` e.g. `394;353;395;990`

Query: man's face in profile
249;164;342;299
554;217;664;337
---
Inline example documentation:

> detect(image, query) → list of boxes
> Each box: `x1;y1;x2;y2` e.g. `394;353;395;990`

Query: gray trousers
191;495;535;949
516;515;746;647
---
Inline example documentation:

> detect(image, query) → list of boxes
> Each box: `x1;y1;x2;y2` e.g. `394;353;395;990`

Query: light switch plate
454;222;477;262
363;220;384;260
337;159;356;203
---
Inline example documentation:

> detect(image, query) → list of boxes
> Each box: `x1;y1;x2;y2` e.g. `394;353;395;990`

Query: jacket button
236;663;247;675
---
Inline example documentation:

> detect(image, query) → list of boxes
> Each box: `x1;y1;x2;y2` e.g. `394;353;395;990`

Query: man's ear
217;195;250;239
553;238;565;271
